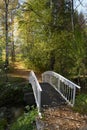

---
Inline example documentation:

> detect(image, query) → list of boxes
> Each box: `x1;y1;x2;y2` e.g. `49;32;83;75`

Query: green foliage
51;31;74;77
0;119;7;130
0;47;2;61
74;94;87;114
0;74;36;130
10;107;37;130
0;85;23;106
0;77;32;106
18;0;87;80
23;42;50;71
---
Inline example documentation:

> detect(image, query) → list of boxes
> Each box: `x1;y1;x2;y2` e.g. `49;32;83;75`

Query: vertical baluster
45;75;46;82
58;78;60;91
55;77;57;89
64;84;66;97
67;85;69;100
62;82;64;96
71;87;73;105
69;88;72;102
65;84;67;100
53;76;56;88
66;85;68;99
67;86;70;101
63;84;65;98
48;75;49;83
61;82;63;94
60;81;62;93
68;86;70;101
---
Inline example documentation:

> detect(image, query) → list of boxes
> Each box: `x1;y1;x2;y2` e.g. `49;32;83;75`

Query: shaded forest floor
7;62;87;130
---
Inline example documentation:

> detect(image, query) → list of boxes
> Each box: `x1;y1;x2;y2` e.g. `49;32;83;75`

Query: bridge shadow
40;83;66;108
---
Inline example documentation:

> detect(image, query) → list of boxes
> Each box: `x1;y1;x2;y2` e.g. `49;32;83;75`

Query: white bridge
29;71;80;116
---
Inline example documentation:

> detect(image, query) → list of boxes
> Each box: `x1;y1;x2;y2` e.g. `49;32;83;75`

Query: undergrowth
74;93;87;114
10;107;37;130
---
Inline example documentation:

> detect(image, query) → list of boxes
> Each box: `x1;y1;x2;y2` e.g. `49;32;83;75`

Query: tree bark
71;0;74;32
4;0;9;66
11;11;15;62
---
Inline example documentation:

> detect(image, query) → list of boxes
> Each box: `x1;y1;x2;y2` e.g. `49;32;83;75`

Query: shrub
0;81;32;107
0;119;7;130
10;108;37;130
74;94;87;114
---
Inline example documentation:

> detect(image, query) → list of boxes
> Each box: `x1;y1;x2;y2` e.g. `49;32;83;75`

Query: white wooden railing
42;71;80;106
29;71;42;117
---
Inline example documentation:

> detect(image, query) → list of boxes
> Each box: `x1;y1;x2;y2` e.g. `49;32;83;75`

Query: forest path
8;61;41;81
9;61;30;80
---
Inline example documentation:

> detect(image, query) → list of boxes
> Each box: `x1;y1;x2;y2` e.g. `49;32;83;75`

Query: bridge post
72;86;76;106
42;74;45;82
38;90;42;118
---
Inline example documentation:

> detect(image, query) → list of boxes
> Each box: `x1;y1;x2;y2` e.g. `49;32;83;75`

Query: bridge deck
40;83;66;107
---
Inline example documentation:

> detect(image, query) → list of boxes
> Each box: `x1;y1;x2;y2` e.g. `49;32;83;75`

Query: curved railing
42;71;80;106
29;71;42;117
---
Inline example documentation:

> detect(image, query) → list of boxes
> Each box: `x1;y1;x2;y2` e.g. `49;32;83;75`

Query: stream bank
0;79;36;130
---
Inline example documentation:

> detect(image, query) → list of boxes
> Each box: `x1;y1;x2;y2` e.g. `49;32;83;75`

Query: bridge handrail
29;71;42;117
42;71;80;106
42;71;80;89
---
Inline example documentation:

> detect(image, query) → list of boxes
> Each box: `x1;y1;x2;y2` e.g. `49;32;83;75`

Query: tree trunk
5;0;9;66
11;12;15;62
71;0;74;32
11;41;15;61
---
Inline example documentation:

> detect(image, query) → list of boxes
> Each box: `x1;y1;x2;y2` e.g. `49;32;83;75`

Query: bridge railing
42;71;80;106
29;71;42;117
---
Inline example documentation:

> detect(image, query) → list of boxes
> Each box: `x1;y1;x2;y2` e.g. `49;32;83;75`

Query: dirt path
8;61;42;81
8;62;30;80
